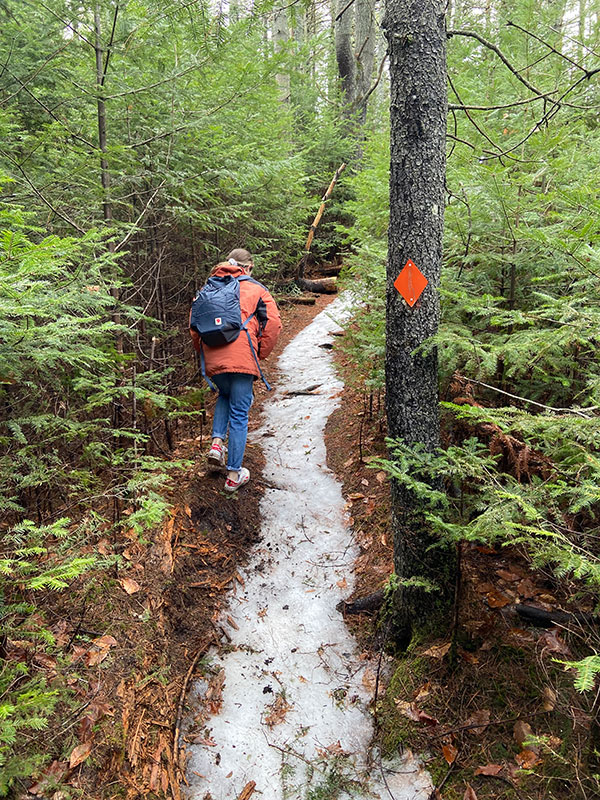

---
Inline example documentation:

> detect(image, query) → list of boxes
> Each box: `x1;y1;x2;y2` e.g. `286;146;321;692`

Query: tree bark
383;0;455;648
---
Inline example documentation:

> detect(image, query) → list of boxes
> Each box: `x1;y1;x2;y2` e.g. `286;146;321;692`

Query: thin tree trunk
354;0;376;124
335;0;356;110
95;3;124;436
273;5;291;103
384;0;455;648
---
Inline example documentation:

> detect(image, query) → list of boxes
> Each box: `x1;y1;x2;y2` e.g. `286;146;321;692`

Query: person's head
227;248;254;274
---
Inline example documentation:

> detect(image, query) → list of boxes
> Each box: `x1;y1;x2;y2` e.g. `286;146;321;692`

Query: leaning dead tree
296;163;346;294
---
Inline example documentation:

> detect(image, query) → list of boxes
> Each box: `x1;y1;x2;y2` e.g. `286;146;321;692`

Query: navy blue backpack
190;274;271;390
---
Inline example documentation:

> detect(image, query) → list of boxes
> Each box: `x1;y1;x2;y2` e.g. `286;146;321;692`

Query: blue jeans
211;373;254;471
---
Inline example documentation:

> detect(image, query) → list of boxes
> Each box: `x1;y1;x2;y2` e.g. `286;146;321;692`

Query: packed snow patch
185;296;432;799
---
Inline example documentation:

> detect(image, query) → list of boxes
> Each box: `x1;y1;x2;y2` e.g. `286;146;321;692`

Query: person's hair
227;248;253;266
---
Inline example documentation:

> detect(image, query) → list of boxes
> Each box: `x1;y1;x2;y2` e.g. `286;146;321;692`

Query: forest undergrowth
329;308;600;800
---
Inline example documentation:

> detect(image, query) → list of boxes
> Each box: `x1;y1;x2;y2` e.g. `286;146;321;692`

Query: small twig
455;374;598;418
428;752;459;799
431;710;546;738
173;635;216;772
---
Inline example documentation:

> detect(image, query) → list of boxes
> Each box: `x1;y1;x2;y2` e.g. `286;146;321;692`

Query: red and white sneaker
224;467;250;493
207;441;226;467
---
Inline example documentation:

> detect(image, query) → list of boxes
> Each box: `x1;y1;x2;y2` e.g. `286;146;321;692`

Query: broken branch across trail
296;163;346;295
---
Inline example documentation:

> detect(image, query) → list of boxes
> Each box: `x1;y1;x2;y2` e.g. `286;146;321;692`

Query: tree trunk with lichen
383;0;455;649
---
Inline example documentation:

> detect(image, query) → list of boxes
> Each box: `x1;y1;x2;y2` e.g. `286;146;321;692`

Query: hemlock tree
383;0;455;646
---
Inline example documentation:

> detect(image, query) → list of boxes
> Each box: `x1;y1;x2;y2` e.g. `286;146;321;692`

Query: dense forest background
3;0;600;797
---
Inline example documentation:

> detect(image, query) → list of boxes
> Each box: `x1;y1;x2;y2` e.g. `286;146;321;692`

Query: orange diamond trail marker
394;259;428;307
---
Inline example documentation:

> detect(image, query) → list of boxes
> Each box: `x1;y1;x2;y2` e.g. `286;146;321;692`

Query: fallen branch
337;588;385;616
297;163;346;293
298;276;338;294
173;634;217;776
277;295;317;306
237;781;257;799
285;384;322;396
515;603;599;628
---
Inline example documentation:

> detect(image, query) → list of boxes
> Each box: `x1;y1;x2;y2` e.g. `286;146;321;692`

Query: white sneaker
207;441;226;467
224;467;250;493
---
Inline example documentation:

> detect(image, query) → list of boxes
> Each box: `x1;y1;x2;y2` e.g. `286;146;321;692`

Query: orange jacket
189;263;282;378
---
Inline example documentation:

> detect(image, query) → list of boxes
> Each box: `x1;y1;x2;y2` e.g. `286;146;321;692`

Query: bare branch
3;69;95;150
448;73;505;156
0;44;70;106
2;151;86;234
37;2;95;48
507;20;587;73
447;29;543;97
449;93;555;112
351;54;387;111
335;0;356;23
455;374;598;418
100;3;120;87
115;181;166;252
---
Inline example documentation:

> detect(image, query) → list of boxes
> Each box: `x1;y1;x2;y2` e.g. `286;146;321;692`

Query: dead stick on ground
173;635;216;773
237;781;257;799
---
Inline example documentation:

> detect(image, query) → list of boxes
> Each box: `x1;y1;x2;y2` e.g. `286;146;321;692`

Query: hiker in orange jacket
190;248;282;492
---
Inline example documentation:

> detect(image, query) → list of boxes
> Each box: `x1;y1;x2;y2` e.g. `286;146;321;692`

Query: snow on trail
185;296;432;800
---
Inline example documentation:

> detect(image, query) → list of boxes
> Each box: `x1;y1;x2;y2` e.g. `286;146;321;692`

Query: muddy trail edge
183;296;432;800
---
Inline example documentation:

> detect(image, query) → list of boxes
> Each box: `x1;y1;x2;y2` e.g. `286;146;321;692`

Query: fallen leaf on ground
264;694;293;727
413;681;432;702
442;744;458;764
463;785;478;800
459;649;479;664
464;709;490;735
348;493;365;501
541;686;557;711
316;740;348;758
336;577;348;589
394;699;439;726
423;642;451;659
91;634;117;650
515;748;541;769
69;741;92;769
513;720;534;748
191;735;216;746
485;589;511;608
516;578;536;598
120;577;141;595
205;669;226;714
540;629;570;655
508;627;535;643
475;763;503;776
362;667;376;693
496;569;520;582
29;761;69;795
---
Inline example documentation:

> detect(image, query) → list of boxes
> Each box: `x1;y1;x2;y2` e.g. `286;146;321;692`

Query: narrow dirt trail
185;297;432;800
